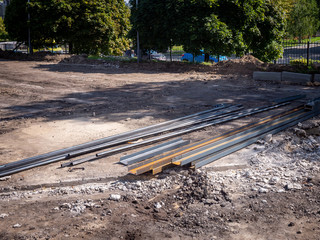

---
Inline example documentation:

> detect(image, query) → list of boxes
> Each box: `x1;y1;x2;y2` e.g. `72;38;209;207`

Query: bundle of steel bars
0;94;307;177
127;101;319;175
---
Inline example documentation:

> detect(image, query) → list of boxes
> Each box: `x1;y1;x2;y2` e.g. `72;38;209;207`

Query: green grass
285;36;320;44
290;57;320;65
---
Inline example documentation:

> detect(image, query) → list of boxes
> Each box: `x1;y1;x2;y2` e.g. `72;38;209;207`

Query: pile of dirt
0;50;71;62
214;55;266;75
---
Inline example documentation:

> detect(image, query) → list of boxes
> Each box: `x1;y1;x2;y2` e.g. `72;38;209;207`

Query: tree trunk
204;53;209;62
69;43;73;54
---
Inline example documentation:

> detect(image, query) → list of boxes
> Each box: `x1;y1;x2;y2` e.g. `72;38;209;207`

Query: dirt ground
0;57;319;240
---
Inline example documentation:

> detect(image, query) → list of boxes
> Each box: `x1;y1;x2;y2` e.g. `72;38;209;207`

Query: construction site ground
0;56;319;240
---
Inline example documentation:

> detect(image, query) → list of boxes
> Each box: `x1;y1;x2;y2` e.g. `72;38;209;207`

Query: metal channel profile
60;106;242;164
173;108;305;166
0;100;298;177
272;94;306;104
120;138;183;162
172;106;304;164
176;110;306;166
128;102;293;175
120;139;190;166
0;104;230;170
193;110;318;169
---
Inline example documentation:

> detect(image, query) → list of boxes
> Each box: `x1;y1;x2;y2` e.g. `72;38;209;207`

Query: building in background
0;0;10;19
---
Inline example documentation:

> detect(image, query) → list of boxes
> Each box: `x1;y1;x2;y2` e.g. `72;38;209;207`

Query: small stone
292;183;302;190
254;145;265;151
60;203;72;209
174;212;183;217
109;194;121;201
288;222;295;227
297;230;302;234
285;183;294;190
0;213;8;219
269;176;280;185
0;176;11;181
13;224;21;228
258;187;269;193
53;207;60;211
261;200;268;204
294;128;307;138
154;202;162;209
264;134;273;143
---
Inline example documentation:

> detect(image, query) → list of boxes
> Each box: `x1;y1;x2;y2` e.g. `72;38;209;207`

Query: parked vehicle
150;53;166;61
181;52;228;63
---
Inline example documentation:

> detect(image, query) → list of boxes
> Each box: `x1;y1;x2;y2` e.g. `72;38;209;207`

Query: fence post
307;41;310;67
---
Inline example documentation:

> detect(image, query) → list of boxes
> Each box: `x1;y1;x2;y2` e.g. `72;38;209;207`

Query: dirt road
0;59;319;239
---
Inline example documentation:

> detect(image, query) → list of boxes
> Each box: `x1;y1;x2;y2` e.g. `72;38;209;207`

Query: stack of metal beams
0;94;314;178
127;101;319;175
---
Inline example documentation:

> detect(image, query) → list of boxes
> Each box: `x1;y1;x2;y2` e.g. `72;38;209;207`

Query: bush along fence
276;40;320;66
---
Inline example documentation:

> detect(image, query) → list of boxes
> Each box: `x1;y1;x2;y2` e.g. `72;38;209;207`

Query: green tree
129;0;180;55
0;17;8;41
287;0;320;42
4;0;29;44
130;0;285;62
4;0;130;55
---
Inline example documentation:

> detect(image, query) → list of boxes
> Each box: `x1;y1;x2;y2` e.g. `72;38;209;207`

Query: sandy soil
0;58;319;239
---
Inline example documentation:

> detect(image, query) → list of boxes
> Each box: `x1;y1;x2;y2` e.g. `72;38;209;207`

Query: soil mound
214;55;265;75
0;50;70;62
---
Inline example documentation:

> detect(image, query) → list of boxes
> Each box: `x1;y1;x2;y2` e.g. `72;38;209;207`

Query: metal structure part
0;95;309;177
0;104;231;170
193;110;318;168
127;102;292;175
272;94;306;104
72;101;290;169
130;104;319;175
177;110;306;166
120;139;190;166
120;138;183;162
305;99;320;112
173;108;305;166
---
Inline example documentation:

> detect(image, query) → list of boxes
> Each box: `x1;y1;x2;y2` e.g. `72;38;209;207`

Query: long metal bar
127;102;291;175
63;102;289;168
177;110;306;166
193;110;318;168
121;140;190;165
0;106;243;175
173;108;305;166
272;94;306;104
172;106;304;164
0;101;295;177
0;104;231;170
120;138;183;162
63;106;242;159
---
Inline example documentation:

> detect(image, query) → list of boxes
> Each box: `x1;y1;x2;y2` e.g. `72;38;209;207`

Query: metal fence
275;41;320;65
161;41;320;65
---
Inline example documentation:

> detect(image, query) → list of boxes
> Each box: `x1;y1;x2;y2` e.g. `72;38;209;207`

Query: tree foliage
286;0;320;41
130;0;286;62
4;0;131;55
0;17;8;41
